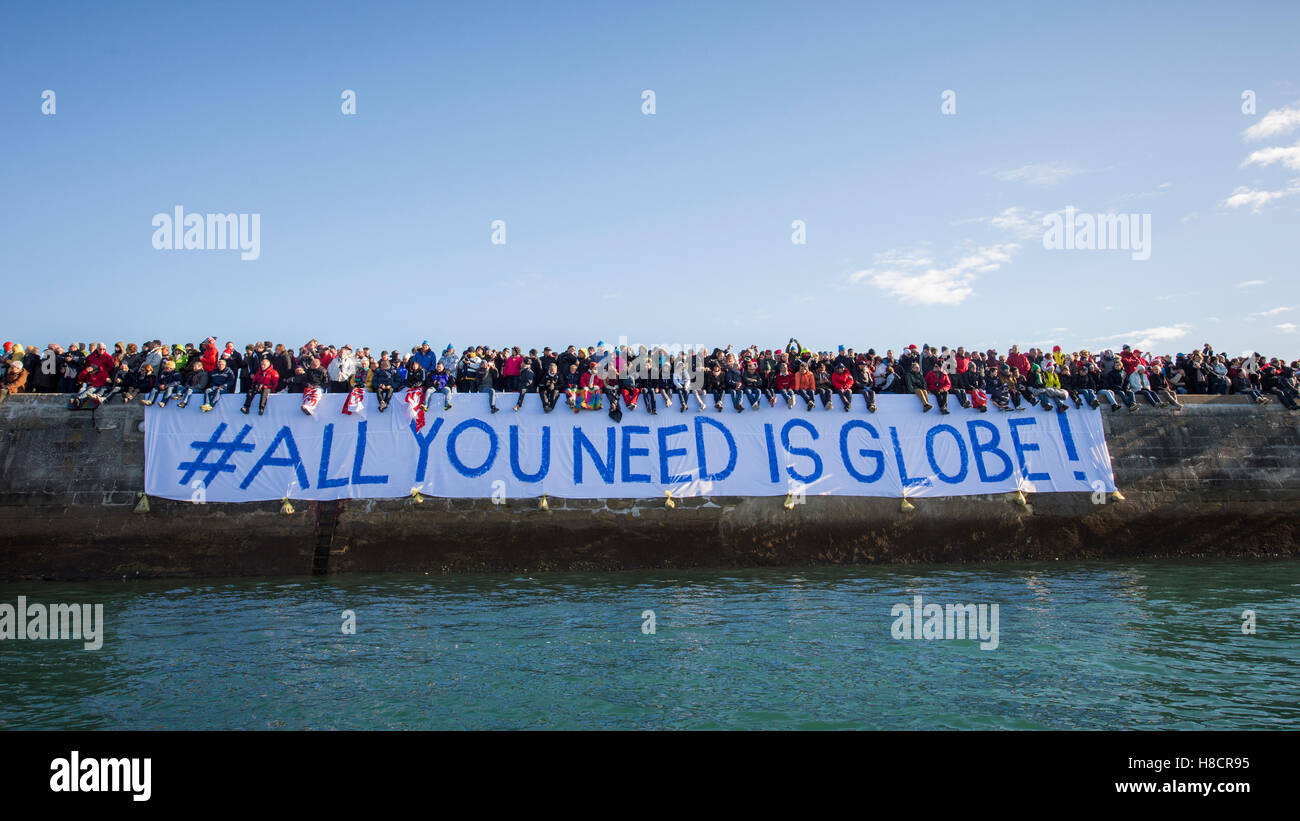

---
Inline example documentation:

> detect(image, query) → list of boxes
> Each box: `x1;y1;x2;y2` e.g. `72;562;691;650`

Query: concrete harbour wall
0;393;1296;580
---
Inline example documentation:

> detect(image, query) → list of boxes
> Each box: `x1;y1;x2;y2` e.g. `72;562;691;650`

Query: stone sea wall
0;393;1296;580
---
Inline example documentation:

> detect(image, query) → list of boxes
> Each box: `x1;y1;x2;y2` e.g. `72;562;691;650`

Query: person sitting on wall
578;360;604;412
830;362;854;411
176;359;210;409
421;362;453;412
513;360;535;412
791;361;816;411
907;361;933;412
156;360;186;407
241;357;279;416
924;362;951;414
539;362;561;413
741;359;764;411
203;358;236;412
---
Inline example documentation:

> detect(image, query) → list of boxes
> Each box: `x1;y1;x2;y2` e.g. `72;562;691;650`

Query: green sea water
0;560;1296;730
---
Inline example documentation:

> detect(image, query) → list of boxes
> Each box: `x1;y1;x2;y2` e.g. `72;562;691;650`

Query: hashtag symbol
177;423;256;487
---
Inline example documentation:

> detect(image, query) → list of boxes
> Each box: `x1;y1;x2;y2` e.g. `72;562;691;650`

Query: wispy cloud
956;205;1070;240
1110;182;1172;205
1088;324;1192;351
848;242;1020;306
1246;306;1294;320
1221;182;1300;212
1242;141;1300;171
986;163;1083;187
1237;279;1267;288
1277;322;1298;333
1156;291;1200;302
1243;103;1300;141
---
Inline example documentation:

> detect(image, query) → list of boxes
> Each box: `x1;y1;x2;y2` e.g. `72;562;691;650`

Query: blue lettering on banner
1007;417;1050;482
889;426;931;489
925;424;969;485
446;418;498;478
350;421;388;485
780;418;823;483
967;419;1013;483
621;426;652;483
1054;411;1088;482
657;424;692;485
410;418;445;483
574;427;615;485
509;425;550;482
694;416;737;481
763;424;780;483
240;425;310;490
178;422;255;487
147;398;1114;502
317;423;349;489
839;420;884;483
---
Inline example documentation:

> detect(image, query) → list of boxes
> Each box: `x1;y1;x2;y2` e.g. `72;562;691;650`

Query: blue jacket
209;367;235;389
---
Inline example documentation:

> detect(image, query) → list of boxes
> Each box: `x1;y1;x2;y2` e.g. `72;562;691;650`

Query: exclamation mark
1055;411;1087;481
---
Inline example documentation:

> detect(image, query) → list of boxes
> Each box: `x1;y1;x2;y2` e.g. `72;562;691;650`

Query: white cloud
1246;306;1294;320
1243;103;1300;141
1237;279;1267;288
1221;182;1299;212
987;163;1082;186
1180;212;1199;223
1277;322;1298;333
1088;324;1192;351
1242;140;1300;171
959;205;1071;240
986;206;1049;239
848;242;1020;306
1206;316;1223;324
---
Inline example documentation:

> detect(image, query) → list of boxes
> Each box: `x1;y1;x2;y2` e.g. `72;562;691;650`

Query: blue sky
3;0;1298;357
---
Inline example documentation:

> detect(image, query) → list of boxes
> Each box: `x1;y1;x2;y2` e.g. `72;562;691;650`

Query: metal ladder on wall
311;500;344;575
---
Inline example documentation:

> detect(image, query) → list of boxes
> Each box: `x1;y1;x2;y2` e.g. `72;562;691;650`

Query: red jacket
79;366;109;388
775;373;795;390
831;370;854;391
1120;351;1140;374
86;350;114;373
1006;352;1030;374
201;344;218;372
925;370;952;392
252;366;279;391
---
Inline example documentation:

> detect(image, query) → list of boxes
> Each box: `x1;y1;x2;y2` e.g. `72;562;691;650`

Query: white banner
143;390;1116;502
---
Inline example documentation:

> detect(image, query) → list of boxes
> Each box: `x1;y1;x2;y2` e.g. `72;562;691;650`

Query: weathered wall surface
0;393;1296;580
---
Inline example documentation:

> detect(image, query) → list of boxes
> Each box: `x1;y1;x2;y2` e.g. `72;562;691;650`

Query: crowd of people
2;336;1298;418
